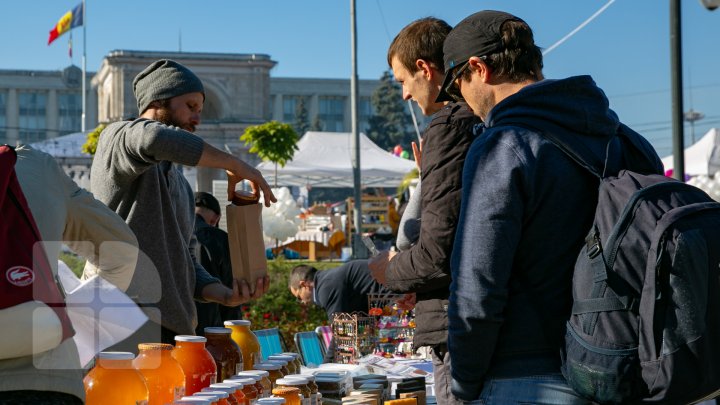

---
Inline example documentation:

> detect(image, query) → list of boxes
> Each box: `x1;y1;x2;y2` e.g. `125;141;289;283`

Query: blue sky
2;0;719;156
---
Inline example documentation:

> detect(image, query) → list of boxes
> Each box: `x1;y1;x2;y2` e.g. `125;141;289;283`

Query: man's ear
468;56;491;83
415;59;435;79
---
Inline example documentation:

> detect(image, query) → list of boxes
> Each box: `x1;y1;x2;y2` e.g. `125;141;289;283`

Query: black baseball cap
194;191;221;216
436;10;523;102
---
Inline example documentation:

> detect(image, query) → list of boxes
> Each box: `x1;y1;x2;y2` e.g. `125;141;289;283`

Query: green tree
310;115;323;132
240;121;299;186
81;123;106;155
366;70;414;151
293;97;310;136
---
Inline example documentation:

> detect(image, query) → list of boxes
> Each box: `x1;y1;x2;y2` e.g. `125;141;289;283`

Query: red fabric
0;145;74;342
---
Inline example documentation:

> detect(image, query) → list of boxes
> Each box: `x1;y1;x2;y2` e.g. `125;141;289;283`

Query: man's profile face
155;91;204;133
390;56;443;116
291;281;313;305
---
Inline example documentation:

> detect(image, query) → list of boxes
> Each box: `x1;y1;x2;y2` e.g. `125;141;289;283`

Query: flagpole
81;0;87;132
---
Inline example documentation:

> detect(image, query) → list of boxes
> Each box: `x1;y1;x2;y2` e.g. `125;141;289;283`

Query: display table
278;230;345;260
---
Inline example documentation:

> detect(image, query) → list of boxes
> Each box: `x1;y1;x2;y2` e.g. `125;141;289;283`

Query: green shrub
236;259;339;350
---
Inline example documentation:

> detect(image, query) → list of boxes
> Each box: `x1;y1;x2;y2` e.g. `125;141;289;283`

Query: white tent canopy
256;131;416;188
662;128;720;176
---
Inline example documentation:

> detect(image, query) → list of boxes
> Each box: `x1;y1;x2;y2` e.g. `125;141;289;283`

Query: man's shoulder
430;102;479;126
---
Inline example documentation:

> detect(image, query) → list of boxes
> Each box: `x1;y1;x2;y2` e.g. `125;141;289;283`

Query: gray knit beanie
133;59;205;114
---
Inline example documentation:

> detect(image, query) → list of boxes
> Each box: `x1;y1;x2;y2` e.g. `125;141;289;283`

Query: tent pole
350;0;365;258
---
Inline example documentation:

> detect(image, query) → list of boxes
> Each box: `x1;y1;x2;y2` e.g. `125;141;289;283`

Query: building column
7;89;18;145
47;89;58;139
310;94;319;125
273;93;283;122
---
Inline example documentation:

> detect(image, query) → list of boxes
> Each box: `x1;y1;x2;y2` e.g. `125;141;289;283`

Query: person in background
289;260;388;362
438;10;662;403
91;59;276;349
368;17;480;405
0;145;138;404
193;191;244;334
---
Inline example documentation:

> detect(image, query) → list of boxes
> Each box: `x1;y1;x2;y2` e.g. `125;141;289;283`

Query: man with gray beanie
91;59;276;347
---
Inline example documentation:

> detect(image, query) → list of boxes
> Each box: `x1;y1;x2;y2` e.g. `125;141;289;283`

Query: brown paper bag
226;202;267;293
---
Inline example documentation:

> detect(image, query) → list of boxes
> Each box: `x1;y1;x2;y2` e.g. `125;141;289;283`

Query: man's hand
202;276;269;307
411;138;424;173
226;159;277;207
395;293;416;311
368;250;397;285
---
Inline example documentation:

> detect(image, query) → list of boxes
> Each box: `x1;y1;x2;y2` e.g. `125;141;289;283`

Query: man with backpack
436;10;663;403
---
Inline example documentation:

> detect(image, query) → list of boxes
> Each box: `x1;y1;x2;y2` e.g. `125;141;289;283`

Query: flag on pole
48;2;84;45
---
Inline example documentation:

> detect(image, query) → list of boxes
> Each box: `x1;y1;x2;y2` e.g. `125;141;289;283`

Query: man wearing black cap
91;59;276;347
193;192;243;334
368;17;479;405
438;11;663;403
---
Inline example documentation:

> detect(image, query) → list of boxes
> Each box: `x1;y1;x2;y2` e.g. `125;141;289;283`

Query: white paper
58;261;147;366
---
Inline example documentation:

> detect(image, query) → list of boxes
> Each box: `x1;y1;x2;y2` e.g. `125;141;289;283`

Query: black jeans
0;391;83;405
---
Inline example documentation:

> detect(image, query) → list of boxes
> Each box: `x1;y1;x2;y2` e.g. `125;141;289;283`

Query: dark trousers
0;391;83;405
431;344;464;405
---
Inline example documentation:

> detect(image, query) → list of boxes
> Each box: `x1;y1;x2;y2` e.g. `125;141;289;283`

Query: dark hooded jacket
385;101;479;348
447;76;663;396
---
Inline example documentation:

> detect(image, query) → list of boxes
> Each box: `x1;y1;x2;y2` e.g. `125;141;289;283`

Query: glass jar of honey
254;363;284;388
225;320;262;371
233;372;268;398
133;343;186;405
276;377;311;405
84;351;149;405
172;335;218;395
280;352;303;372
271;386;302;405
267;355;297;374
205;327;243;381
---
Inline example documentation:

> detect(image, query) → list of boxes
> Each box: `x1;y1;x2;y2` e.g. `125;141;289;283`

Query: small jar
225;320;262;371
231;377;259;405
277;377;310;405
234;372;267;398
288;375;319;405
257;398;286;405
176;397;213;405
254;363;284;388
205;327;243;381
271;387;302;405
268;355;297;374
280;352;303;372
211;383;245;405
197;389;231;405
221;380;248;405
265;359;290;376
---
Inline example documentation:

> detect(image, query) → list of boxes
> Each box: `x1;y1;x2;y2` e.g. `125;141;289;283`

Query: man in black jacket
193;192;242;334
368;17;480;405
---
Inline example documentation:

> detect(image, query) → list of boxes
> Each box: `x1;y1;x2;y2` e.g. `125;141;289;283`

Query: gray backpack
546;131;720;404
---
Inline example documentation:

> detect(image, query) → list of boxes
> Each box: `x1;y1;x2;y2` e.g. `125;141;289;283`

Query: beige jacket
0;146;138;400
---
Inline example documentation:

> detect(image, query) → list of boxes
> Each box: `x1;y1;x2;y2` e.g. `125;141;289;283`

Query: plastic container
268;355;297;374
276;377;310;405
255;363;284;388
225;320;262;371
205;327;244;382
173;335;218;395
83;351;149;405
197;390;231;405
271;387;302;405
233;372;267;398
133;343;186;405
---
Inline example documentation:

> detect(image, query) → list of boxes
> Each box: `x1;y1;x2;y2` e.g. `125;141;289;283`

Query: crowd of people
4;8;693;405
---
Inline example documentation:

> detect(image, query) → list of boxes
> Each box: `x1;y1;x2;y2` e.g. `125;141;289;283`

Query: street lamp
700;0;720;10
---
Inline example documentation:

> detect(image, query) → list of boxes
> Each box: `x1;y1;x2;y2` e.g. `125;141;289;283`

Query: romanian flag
48;2;83;45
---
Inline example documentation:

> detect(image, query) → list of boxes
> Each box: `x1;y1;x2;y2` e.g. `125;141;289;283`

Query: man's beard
155;108;195;132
